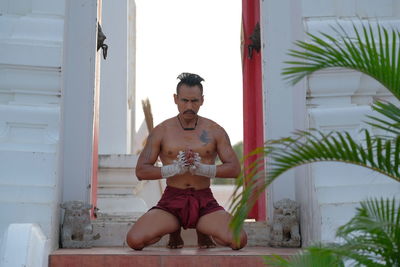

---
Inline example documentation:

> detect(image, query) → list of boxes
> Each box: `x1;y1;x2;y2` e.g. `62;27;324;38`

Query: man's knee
126;230;157;250
126;233;145;250
222;230;247;250
126;231;163;250
230;231;247;250
214;229;247;250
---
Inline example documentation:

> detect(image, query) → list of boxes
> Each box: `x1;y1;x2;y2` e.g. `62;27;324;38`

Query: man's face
174;84;204;119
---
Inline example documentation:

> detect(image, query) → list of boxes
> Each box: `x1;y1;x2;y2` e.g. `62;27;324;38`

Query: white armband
193;163;217;178
161;151;188;179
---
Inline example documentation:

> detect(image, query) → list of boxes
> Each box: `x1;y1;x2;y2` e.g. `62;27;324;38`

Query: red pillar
242;0;266;221
90;87;99;219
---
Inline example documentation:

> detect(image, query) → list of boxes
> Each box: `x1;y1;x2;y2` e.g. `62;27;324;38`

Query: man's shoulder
200;116;218;126
200;116;225;133
151;117;176;133
156;117;176;128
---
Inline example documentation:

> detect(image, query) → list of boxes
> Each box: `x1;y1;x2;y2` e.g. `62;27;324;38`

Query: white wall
0;0;65;252
262;0;400;246
99;0;136;155
302;1;400;245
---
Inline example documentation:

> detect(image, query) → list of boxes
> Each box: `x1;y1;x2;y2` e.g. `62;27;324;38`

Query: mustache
184;110;196;114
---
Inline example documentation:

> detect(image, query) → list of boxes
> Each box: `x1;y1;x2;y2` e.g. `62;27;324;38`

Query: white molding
302;0;394;19
0;151;57;186
0;185;55;204
0;0;65;17
0;105;59;152
0;65;61;104
305;18;400;38
0;15;63;42
0;43;61;67
32;0;65;17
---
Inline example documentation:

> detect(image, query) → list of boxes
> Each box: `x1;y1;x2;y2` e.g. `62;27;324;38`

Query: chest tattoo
199;130;211;145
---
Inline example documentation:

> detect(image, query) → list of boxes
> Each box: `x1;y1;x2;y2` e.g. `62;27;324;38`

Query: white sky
135;0;243;145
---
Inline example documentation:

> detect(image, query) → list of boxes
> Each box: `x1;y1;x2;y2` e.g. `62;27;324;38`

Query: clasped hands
161;149;216;179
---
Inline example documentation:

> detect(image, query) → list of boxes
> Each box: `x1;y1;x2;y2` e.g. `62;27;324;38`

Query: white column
261;0;306;216
99;0;136;154
61;0;99;203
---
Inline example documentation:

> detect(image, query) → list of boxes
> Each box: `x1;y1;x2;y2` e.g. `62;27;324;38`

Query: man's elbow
232;165;241;178
135;167;144;181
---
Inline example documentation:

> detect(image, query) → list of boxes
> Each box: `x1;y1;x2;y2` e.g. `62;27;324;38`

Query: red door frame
91;80;99;219
91;5;102;218
242;0;266;221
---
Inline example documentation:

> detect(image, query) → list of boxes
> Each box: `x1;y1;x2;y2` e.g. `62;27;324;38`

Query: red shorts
151;186;224;229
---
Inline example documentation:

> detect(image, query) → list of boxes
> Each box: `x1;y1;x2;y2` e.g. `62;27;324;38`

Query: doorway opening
134;0;244;211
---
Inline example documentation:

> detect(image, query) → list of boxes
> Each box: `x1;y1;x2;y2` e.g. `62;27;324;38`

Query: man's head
174;72;205;119
176;72;204;95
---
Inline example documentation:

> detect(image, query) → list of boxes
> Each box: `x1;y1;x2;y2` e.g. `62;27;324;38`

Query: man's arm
214;127;241;178
135;127;163;180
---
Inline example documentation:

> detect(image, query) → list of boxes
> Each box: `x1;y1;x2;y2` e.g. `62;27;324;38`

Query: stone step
97;154;163;212
49;246;300;267
92;213;270;247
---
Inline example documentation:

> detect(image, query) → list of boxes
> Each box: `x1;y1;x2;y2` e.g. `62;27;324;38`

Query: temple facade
0;0;399;266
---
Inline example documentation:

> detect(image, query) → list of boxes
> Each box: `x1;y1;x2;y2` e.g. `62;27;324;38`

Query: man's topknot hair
176;72;204;94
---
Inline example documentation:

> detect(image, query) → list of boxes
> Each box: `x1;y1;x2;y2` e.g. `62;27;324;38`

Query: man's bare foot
197;230;216;249
167;229;184;249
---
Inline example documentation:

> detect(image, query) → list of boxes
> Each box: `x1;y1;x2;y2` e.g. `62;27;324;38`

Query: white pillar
61;0;99;203
261;0;306;216
99;0;136;154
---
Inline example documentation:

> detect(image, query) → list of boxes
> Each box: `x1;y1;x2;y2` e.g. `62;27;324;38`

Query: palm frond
263;198;400;267
282;23;400;100
366;101;400;135
336;198;400;266
230;130;400;237
264;244;345;267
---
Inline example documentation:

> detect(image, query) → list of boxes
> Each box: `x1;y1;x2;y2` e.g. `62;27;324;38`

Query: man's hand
161;151;189;178
189;152;217;178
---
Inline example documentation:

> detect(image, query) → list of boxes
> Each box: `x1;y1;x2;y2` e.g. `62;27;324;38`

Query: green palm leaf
229;22;400;266
264;245;345;267
282;23;400;99
367;101;400;136
336;198;400;266
230;130;400;240
264;198;400;267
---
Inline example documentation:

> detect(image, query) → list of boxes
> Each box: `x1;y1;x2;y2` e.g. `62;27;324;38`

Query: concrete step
49;246;300;267
92;213;270;247
97;154;163;213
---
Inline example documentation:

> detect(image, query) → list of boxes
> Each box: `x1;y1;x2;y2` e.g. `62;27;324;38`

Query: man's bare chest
161;128;217;159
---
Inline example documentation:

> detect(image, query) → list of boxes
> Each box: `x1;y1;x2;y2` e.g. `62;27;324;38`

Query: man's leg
126;209;180;250
196;210;247;250
196;229;216;248
167;228;217;249
167;228;184;249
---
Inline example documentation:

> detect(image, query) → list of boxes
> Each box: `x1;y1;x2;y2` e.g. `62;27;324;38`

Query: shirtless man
126;73;247;250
